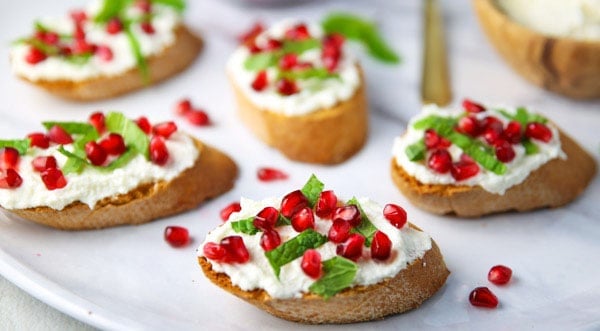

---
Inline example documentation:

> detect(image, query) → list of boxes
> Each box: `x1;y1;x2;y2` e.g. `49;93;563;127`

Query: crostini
198;175;449;324
0;112;237;230
391;99;597;217
10;0;202;101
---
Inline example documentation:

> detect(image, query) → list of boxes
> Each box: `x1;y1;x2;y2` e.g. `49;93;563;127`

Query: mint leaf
94;0;129;23
73;129;100;158
57;146;86;174
98;149;137;171
522;139;539;155
347;197;378;246
0;139;30;155
265;229;328;278
308;256;358;299
124;26;150;82
276;214;291;227
497;107;548;126
244;53;278;71
152;0;186;12
42;122;96;135
406;140;426;161
279;67;338;80
105;112;150;159
231;217;260;235
282;38;320;54
301;174;324;207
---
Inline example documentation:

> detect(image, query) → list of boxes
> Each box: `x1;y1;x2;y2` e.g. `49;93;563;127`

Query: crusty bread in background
391;131;597;217
199;233;449;324
229;67;368;165
17;26;202;101
8;139;237;230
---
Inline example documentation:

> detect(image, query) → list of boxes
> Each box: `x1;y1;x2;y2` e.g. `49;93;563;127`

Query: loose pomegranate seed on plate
150;136;169;165
220;202;241;222
31;156;57;172
457;115;481;137
175;99;192;115
220;236;250;263
0;148;20;170
48;125;73;145
291;207;315;232
153;121;178;139
203;242;227;261
85;141;107;166
469;286;498;308
301;249;322;279
164;226;190;248
488;265;512;285
462;98;485;113
383;203;407;229
451;161;480;181
336;233;365;261
260;229;281;251
25;47;47;65
99;133;126;155
28;132;50;149
503;121;522;144
253;206;279;230
332;205;361;226
428;149;452;174
89;112;106;134
106;17;123;34
257;167;288;182
280;190;308;218
0;169;23;189
315;190;338;219
328;219;351;243
525;122;553;142
41;168;67;190
371;231;392;260
251;70;269;91
186;109;210;126
136;116;152;134
276;78;299;96
494;140;516;163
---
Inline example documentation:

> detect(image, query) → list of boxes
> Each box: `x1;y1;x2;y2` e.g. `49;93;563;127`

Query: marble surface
0;0;599;330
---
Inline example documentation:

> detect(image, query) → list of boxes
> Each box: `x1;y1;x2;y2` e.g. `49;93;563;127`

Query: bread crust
391;131;597;217
229;67;369;164
198;236;449;324
17;25;203;101
6;139;237;230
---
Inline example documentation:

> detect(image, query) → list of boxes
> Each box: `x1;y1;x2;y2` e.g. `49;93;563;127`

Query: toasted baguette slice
391;131;597;217
199;234;449;324
229;68;368;165
8;139;237;230
17;26;202;101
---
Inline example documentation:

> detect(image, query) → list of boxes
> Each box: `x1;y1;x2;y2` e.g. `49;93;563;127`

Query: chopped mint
347;197;377;246
308;256;358;299
276;214;291;227
105;112;150;159
244;53;278;71
100;149;137;171
0;139;30;155
94;0;129;23
265;229;328;278
279;67;338;81
231;217;260;235
124;26;150;82
301;174;324;207
57;146;86;174
522;139;539;155
405;140;426;161
152;0;186;12
497;107;548;126
281;38;320;54
42;122;96;135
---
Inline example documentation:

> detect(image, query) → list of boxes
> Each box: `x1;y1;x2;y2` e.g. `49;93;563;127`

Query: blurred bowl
473;0;600;99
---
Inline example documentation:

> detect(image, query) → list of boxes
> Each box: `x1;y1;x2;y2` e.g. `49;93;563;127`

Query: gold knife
421;0;452;106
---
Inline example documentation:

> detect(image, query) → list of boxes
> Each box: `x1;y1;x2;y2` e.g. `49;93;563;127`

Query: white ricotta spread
226;19;361;116
199;197;432;299
497;0;600;40
0;132;198;210
10;1;181;81
392;104;566;195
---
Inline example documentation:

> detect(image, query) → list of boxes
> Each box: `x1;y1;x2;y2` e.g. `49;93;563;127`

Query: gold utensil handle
421;0;452;106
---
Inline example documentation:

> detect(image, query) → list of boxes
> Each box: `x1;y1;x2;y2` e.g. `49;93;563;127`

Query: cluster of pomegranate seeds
220;202;241;222
164;226;190;248
301;249;322;279
203;235;250;263
173;98;210;127
32;156;57;172
469;265;513;309
0;148;23;189
322;33;344;72
0;169;23;189
238;22;265;52
257;167;288;182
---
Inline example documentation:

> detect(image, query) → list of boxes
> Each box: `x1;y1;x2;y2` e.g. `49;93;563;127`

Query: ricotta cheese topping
199;196;432;299
227;19;361;116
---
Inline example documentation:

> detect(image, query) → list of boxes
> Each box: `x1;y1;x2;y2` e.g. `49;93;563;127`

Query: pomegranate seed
280;190;309;218
336;233;365;261
279;53;298;70
315;190;338;219
324;33;345;49
27;132;50;149
220;236;250;263
332;205;361;226
469;287;498;308
460;153;475;163
48;125;73;145
253;206;279;230
36;31;59;45
70;10;87;24
106;17;123;34
85;141;107;166
424;129;451;149
428;149;452;174
525;122;553;142
322;54;340;72
72;39;96;55
89;112;106;134
186;109;210;126
291;207;315;232
135;0;152;12
482;127;501;145
164;226;190;247
141;22;155;34
481;116;503;134
371;231;392;260
488;265;513;285
238;22;264;45
25;47;47;65
251;70;269;91
0;148;20;170
276;78;299;96
203;242;227;261
264;38;282;51
257;167;288;182
462;98;485;113
99;133;126;155
494;140;516;163
175;99;192;115
73;24;85;40
260;229;281;251
150;136;169;165
328;219;352;243
284;23;310;40
153;121;178;139
31;156;57;172
220;202;241;222
41;168;67;190
136;116;152;134
301;249;322;279
457;115;481;137
451;161;480;181
383;204;407;229
503;121;523;144
0;169;23;189
95;45;113;62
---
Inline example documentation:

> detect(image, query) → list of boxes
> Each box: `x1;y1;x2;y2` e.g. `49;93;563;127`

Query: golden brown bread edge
6;139;238;230
198;235;449;324
391;131;597;217
16;25;203;101
228;66;369;164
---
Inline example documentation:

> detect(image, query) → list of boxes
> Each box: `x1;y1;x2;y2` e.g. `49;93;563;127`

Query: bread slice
16;25;202;101
199;232;449;324
229;67;368;165
391;131;597;217
7;139;237;230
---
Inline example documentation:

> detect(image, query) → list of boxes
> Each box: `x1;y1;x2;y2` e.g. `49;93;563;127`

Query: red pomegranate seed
153;121;178;139
284;23;310;40
175;99;192;115
251;70;269;91
322;54;340;73
336;233;365;261
457;115;481;137
0;169;23;189
264;38;282;51
72;39;96;55
135;0;152;12
141;22;155;34
85;141;107;166
424;129;451;149
276;78;299;96
25;47;47;65
136;116;152;134
73;24;85;40
99;133;126;155
0;148;20;170
481;116;504;134
31;156;57;172
70;10;87;24
462;98;485;113
525;122;553;142
41;168;67;190
257;167;288;182
460;153;475;163
280;190;309;218
164;226;190;247
495;140;516;163
371;231;392;260
328;219;352;243
383;203;407;229
95;45;113;62
238;22;264;45
27;132;50;149
48;125;73;144
89;112;106;134
301;249;322;279
203;242;227;261
220;202;241;222
469;287;498;308
324;33;345;49
482;127;501;145
106;17;123;34
279;53;298;70
150;136;169;165
428;149;452;174
332;205;361;226
291;207;315;232
503;121;523;144
488;265;513;285
186;109;210;126
253;206;279;230
36;31;59;45
451;161;480;181
315;190;338;219
260;229;281;251
220;236;250;263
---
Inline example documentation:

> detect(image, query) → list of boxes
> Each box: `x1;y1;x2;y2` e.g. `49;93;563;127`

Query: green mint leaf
265;229;328;278
347;197;378;246
0;139;30;155
282;38;320;54
276;214;291;227
301;174;324;207
308;256;358;299
105;112;150;159
57;146;87;174
42;122;96;135
244;53;278;71
124;25;150;82
26;38;61;56
231;217;260;235
152;0;186;12
406;140;426;161
65;53;93;65
515;107;529;125
522;139;539;155
279;67;338;81
34;20;50;32
94;0;129;23
497;107;548;126
72;129;100;159
97;149;137;171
